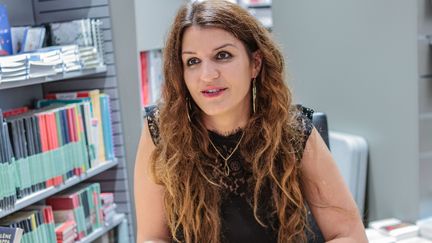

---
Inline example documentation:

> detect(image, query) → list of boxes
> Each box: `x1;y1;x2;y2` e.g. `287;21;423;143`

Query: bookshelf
77;213;126;243
0;160;118;218
0;0;134;241
0;66;107;90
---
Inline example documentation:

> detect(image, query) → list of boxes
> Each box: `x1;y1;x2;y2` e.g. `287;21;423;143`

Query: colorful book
0;226;23;243
46;89;108;164
0;4;12;56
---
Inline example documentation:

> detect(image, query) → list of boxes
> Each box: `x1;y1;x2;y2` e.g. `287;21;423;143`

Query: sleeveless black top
145;105;325;243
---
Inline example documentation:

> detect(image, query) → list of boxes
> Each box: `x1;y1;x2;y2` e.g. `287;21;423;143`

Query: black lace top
145;105;324;243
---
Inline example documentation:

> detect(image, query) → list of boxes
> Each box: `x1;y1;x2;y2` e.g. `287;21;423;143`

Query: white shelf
0;159;118;218
0;66;107;90
77;213;126;243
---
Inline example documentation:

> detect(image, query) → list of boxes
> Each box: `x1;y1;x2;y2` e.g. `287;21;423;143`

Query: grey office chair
312;112;330;150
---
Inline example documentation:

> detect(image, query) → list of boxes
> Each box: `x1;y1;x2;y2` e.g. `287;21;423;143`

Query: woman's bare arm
301;128;367;242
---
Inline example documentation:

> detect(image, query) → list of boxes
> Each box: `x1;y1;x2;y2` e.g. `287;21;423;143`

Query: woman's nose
200;61;219;82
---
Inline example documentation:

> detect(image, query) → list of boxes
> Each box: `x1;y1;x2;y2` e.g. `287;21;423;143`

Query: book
0;111;17;211
0;210;39;243
50;19;93;47
25;205;56;243
10;26;27;54
0;226;23;243
49;18;105;68
369;218;419;241
47;183;103;240
46;90;107;164
21;26;46;52
0;4;12;56
36;98;97;169
100;192;114;205
100;94;114;161
365;228;397;243
0;53;28;82
55;220;76;242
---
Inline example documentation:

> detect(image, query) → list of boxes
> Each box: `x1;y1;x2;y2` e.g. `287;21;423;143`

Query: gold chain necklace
208;131;245;176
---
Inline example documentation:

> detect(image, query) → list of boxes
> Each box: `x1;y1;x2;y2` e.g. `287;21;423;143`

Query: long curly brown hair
150;1;309;242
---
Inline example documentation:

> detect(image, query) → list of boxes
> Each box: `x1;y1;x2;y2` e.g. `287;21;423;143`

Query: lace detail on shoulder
294;104;314;141
144;105;161;146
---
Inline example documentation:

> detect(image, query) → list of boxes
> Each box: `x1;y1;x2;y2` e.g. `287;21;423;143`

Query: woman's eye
216;51;232;60
186;58;200;66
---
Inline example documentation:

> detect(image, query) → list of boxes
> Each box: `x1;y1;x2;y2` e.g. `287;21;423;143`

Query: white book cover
0;74;27;82
365;228;397;243
369;218;419;240
1;65;26;73
1;69;27;77
51;19;92;46
22;27;46;52
0;53;28;64
11;26;28;54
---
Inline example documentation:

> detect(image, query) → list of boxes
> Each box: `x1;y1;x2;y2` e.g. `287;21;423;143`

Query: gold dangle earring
186;96;192;122
252;78;257;114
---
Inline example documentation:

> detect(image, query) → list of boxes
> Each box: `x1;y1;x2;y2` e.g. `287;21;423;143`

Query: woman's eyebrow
213;43;237;51
182;43;237;55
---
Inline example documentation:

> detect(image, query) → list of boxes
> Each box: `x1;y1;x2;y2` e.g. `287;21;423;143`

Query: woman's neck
203;109;250;136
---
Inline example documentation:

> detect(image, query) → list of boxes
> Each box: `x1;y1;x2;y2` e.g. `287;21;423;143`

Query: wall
272;0;419;221
109;0;141;237
111;0;184;236
134;0;184;51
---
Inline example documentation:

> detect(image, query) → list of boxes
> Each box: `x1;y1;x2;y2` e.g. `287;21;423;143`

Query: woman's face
181;26;258;120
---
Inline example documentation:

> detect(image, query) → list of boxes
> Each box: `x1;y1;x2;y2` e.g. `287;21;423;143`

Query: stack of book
28;45;82;74
27;47;63;78
2;103;91;201
1;103;87;208
55;220;76;243
59;45;81;72
79;46;103;69
50;18;104;69
0;182;106;243
100;193;116;224
0;89;114;212
0;205;57;243
0;17;106;85
0;54;28;82
44;89;115;165
368;218;420;241
365;228;397;243
0;108;17;211
47;183;103;241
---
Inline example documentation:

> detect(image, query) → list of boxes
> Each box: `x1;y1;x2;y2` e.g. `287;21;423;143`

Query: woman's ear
251;51;263;77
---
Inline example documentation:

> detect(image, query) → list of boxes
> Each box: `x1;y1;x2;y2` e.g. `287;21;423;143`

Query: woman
134;1;367;242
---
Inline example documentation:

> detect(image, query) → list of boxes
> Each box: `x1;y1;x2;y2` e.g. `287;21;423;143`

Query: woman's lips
201;88;227;98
